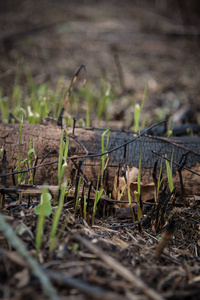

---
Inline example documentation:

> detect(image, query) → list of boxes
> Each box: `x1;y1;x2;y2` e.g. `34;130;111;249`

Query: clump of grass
15;134;37;185
1;64;119;128
34;130;70;254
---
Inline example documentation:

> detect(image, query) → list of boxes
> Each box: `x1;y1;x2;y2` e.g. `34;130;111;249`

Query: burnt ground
1;0;200;299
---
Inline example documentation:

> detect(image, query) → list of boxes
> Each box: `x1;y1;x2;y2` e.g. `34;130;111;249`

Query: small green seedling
127;166;136;223
0;91;9;123
35;186;52;255
58;130;69;190
134;136;142;222
156;158;163;202
118;184;127;201
97;82;111;125
134;84;147;132
49;181;69;252
74;176;82;215
18;117;24;185
92;188;104;226
15;137;37;185
34;188;52;217
26;138;37;184
101;128;110;183
83;194;87;220
165;152;174;193
167;117;173;137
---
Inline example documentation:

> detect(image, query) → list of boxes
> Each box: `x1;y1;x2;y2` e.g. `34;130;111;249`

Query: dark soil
0;1;200;299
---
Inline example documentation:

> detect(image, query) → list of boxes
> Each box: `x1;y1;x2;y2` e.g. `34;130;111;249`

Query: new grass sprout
156;159;163;201
127;166;136;223
58;130;69;190
18;116;23;185
74;176;82;215
134;83;147;132
118;184;127;201
92;188;104;226
167;116;174;137
101;128;110;181
165;152;174;193
134;136;142;222
35;186;52;256
83;194;87;220
49;180;70;252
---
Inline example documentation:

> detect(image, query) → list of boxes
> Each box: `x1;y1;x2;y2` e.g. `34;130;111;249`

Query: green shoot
14;138;37;185
35;186;52;255
165;152;174;193
18;117;23;185
118;184;127;201
134;83;147;132
97;82;111;125
58;130;69;189
74;176;82;215
83;194;87;220
27;105;40;124
156;158;163;202
49;181;69;252
92;188;104;226
134;136;142;222
12;85;23;109
24;63;36;94
27;138;37;184
34;188;52;217
101;129;110;182
167;117;173;137
127;166;136;223
86;101;90;127
134;104;141;133
0;91;9;123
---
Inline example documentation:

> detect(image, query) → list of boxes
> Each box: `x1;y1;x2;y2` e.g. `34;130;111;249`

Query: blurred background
0;0;200;129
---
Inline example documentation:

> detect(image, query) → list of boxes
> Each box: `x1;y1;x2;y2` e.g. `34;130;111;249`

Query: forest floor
0;1;200;299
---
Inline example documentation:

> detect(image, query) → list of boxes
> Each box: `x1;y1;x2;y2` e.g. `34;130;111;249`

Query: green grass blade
35;186;50;255
49;182;67;252
18;117;23;185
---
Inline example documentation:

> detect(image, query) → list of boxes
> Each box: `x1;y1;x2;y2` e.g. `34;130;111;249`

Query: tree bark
0;124;200;196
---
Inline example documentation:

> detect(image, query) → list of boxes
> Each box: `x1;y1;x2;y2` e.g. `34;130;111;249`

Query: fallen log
0;124;200;197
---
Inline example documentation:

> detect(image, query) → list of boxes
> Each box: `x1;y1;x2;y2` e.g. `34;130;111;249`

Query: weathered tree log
0;124;200;196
